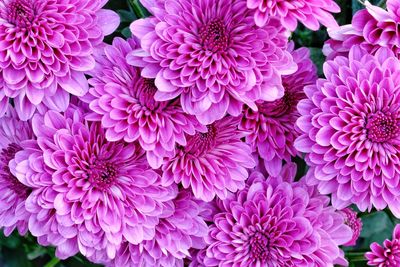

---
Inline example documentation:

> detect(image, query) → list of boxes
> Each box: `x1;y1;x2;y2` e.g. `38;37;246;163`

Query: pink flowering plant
0;0;397;267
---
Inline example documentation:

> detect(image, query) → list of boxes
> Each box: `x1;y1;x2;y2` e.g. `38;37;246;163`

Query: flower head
296;46;400;216
365;224;400;266
11;106;177;259
0;0;120;120
240;43;317;176
324;0;400;60
90;190;208;267
128;0;296;124
247;0;340;31
341;208;362;246
84;37;205;169
204;163;352;266
162;116;255;201
0;106;32;236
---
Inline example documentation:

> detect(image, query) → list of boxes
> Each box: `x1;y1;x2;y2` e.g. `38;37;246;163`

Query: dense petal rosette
11;139;77;258
11;106;177;259
365;224;400;266
93;190;208;267
341;208;362;247
0;106;32;236
204;163;352;266
84;37;205;169
324;0;400;60
162;116;255;201
128;0;296;124
0;0;119;120
240;43;317;176
247;0;340;30
296;46;400;216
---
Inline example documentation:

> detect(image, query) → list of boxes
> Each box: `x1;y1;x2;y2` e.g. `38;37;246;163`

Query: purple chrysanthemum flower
341;208;362;247
365;224;400;266
204;163;352;266
324;0;400;60
247;0;340;31
162;116;255;201
295;46;400;216
84;37;205;169
239;43;317;176
0;106;32;236
0;0;120;120
11;106;177;259
188;248;207;267
128;0;297;124
90;190;208;267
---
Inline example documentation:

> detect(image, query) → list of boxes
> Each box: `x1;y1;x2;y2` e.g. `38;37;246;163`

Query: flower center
3;0;36;27
184;124;217;156
249;230;270;261
366;111;400;143
386;240;400;265
87;160;118;190
259;90;295;117
134;78;160;111
199;19;229;52
0;143;29;194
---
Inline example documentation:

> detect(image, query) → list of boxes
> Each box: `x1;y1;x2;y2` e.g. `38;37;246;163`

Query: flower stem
44;257;60;267
128;0;149;18
346;251;368;262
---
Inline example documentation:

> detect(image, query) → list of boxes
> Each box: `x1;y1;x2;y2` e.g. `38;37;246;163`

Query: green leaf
308;47;325;77
128;0;151;18
118;9;136;23
26;246;47;260
359;211;394;249
0;232;21;249
121;27;132;38
352;0;365;15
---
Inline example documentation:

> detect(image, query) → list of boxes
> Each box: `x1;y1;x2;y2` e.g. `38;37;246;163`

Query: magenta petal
97;9;120;36
58;72;89;96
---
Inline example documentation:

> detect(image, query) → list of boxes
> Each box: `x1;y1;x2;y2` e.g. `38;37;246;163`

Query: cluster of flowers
0;0;399;266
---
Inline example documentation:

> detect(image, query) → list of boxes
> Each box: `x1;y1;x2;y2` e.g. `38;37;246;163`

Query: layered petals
296;46;400;216
240;44;317;175
11;105;177;259
128;0;296;124
162;116;256;201
0;0;120;120
204;163;352;266
247;0;340;31
84;37;204;169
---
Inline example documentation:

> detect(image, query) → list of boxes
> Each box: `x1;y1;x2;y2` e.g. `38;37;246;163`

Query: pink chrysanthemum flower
84;37;205;169
324;0;400;60
247;0;340;31
0;0;120;120
128;0;297;124
11;106;177;259
96;190;208;267
11;139;76;258
0;106;32;236
295;46;400;216
162;116;255;201
365;224;400;266
239;43;317;176
204;163;352;266
341;208;362;246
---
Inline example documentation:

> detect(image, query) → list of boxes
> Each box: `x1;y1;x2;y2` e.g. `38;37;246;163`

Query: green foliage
359;211;394;249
